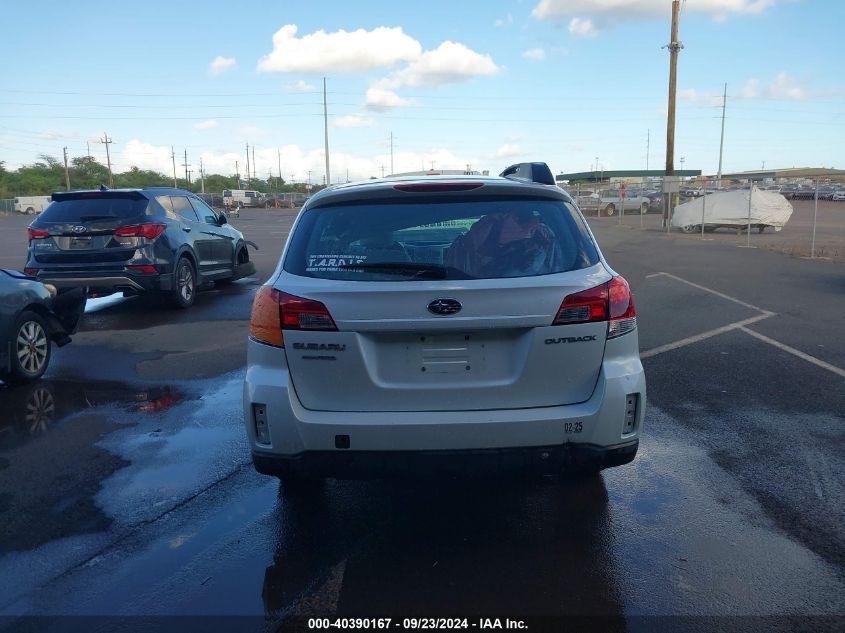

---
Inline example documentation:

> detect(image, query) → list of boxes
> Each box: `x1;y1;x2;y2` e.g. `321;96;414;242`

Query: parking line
646;272;773;315
640;314;773;359
739;326;845;379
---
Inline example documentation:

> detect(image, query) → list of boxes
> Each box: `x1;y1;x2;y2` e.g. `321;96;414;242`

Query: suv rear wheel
169;257;196;308
5;310;51;385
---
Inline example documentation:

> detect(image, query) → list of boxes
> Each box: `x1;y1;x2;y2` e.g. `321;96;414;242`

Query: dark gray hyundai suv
24;188;255;308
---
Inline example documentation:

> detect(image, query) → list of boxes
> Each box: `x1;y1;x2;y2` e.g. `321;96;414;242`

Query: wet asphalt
0;207;843;631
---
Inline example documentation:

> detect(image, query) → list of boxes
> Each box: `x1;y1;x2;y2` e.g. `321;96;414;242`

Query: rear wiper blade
337;262;473;279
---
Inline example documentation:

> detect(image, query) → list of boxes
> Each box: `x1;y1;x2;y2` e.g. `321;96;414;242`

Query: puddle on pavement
0;378;191;555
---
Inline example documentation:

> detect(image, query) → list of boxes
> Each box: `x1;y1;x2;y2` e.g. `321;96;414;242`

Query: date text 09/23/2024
307;618;528;630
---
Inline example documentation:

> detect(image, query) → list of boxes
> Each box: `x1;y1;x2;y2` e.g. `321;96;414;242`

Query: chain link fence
561;177;845;262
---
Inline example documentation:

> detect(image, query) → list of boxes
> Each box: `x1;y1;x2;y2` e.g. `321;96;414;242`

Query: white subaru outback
243;163;645;479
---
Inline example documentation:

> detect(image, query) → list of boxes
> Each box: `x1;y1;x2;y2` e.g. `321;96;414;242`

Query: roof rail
499;162;556;186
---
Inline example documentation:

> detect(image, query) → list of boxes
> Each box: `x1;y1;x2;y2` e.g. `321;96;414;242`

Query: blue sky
1;0;842;182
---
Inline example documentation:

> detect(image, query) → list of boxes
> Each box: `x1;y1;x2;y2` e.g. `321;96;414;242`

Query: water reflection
263;476;625;625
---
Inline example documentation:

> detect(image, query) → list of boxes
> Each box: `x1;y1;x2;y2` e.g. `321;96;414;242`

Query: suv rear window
284;197;599;281
38;196;149;222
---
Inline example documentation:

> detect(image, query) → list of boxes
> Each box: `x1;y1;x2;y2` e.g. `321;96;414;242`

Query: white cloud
494;13;514;27
257;24;422;73
208;56;236;76
522;48;546;61
533;0;777;32
739;78;761;99
568;18;597;37
285;79;316;93
493;143;523;159
79;139;481;185
334;114;374;128
365;87;415;111
378;41;499;89
193;119;219;130
767;72;805;99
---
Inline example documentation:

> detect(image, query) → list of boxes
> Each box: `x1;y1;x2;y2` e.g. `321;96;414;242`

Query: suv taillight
27;227;49;242
553;276;636;339
280;292;337;331
114;224;166;239
249;288;337;348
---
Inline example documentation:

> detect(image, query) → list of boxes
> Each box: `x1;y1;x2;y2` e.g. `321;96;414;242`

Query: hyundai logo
71;226;87;234
427;298;462;316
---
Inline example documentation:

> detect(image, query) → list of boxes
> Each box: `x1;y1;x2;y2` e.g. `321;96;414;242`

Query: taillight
553;285;608;325
249;288;338;348
127;264;157;274
23;267;39;276
393;182;484;193
28;227;49;242
114;224;166;239
280;292;337;331
607;276;637;338
249;286;284;347
553;276;636;339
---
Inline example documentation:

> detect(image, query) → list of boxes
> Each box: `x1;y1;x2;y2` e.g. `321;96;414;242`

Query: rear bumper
252;441;638;479
36;272;171;294
243;333;646;476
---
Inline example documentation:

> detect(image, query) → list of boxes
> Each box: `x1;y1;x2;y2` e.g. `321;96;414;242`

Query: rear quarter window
284;196;599;281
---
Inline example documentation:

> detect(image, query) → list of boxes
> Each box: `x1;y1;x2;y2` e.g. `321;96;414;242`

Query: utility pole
389;131;394;176
379;165;386;178
663;0;683;228
235;160;239;187
199;157;205;194
277;148;282;188
182;149;190;186
323;77;331;186
245;143;251;186
100;133;114;188
307;169;312;185
252;145;256;185
62;146;70;190
170;147;177;187
717;83;727;188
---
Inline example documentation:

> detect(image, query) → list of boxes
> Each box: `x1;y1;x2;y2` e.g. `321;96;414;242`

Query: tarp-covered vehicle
671;189;793;234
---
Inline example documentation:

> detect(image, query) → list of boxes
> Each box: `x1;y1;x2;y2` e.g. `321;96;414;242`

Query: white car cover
671;189;793;231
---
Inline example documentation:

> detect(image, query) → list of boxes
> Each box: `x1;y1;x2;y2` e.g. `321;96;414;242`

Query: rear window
284;197;599;281
38;196;149;222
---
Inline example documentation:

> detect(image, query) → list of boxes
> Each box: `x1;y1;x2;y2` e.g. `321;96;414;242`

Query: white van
14;196;52;215
222;189;266;208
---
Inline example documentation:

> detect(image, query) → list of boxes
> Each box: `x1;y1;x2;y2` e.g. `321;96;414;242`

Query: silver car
243;163;645;480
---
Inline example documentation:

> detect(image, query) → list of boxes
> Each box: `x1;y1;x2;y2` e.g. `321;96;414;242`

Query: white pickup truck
14;196;52;215
576;190;650;216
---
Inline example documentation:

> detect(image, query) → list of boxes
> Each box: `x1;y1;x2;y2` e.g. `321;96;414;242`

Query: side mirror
218;214;228;225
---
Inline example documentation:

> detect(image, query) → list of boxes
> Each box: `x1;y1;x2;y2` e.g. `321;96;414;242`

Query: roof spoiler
499;162;556;186
51;190;145;201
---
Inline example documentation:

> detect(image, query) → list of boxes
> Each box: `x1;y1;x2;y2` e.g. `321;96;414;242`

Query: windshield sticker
306;254;368;272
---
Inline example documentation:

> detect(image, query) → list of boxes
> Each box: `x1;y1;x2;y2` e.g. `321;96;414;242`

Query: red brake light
554;285;608;325
23;268;40;276
393;182;484;193
127;265;157;274
553;276;636;337
28;227;49;241
280;292;337;331
114;224;166;239
608;276;635;319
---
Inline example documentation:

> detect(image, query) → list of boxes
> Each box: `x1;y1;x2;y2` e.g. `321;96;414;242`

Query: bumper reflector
623;393;639;434
252;403;271;445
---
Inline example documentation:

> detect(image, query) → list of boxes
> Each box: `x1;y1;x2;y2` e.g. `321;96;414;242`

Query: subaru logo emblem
71;226;86;234
427;298;462;316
